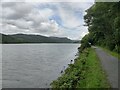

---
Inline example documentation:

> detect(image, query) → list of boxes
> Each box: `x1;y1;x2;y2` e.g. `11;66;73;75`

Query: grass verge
51;48;110;88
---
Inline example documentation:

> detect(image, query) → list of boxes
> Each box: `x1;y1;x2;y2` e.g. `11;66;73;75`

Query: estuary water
2;44;79;88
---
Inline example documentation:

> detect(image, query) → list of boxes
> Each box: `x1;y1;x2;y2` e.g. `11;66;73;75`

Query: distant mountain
0;33;80;44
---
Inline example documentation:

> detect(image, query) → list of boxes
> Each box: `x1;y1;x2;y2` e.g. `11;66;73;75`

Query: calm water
2;44;79;88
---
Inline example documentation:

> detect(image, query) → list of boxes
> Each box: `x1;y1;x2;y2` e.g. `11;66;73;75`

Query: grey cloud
3;19;32;29
2;2;17;7
2;2;33;20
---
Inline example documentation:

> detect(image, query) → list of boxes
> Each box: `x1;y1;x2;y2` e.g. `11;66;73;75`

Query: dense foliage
81;2;120;53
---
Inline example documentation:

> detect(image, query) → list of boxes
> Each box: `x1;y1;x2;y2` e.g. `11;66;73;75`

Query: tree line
79;2;120;53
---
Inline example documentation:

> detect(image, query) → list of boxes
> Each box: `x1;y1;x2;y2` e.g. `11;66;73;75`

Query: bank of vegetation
51;48;110;88
51;2;119;88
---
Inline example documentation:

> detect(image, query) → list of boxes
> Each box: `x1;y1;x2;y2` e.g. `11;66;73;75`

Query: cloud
2;2;33;20
1;2;94;39
34;20;59;34
1;0;94;2
4;19;32;29
58;5;81;28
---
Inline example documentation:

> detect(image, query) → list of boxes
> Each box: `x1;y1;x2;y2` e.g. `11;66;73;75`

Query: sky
0;0;94;40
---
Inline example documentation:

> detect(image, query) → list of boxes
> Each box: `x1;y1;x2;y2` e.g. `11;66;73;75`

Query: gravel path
93;46;118;88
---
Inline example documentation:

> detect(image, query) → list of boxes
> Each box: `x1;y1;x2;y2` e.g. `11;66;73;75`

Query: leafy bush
78;34;91;52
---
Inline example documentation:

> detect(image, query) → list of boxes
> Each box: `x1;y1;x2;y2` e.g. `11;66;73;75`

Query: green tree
82;2;120;53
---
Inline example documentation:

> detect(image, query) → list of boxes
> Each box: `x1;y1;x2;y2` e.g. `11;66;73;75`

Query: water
2;44;79;88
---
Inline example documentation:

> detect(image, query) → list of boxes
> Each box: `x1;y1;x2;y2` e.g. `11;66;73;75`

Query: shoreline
50;47;110;88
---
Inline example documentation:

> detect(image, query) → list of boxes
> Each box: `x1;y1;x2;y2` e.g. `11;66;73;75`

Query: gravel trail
93;46;118;88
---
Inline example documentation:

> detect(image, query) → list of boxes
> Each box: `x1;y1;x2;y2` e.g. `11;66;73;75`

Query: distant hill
0;33;80;44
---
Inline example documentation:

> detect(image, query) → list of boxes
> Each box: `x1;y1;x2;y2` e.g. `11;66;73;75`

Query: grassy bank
51;48;110;88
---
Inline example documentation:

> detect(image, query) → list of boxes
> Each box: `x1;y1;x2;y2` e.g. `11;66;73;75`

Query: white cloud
35;20;59;33
1;0;94;2
58;2;93;28
1;2;94;39
7;19;32;29
58;6;80;28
